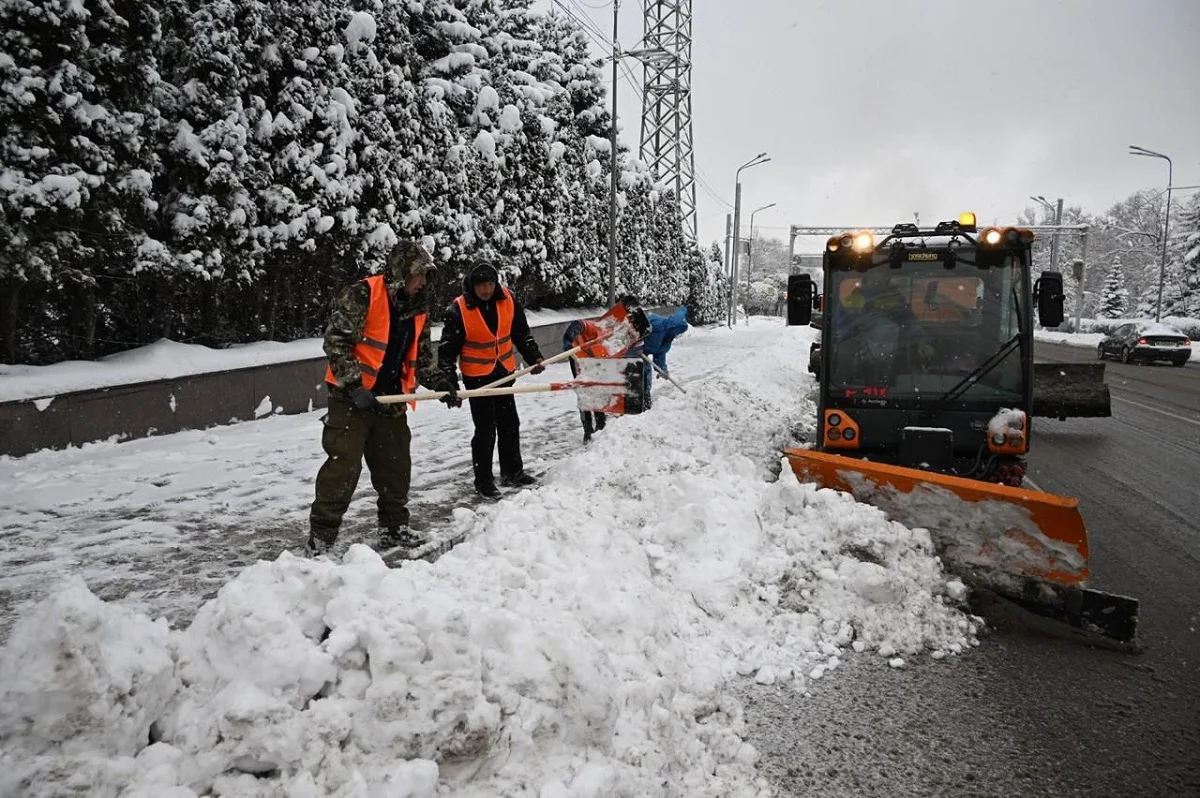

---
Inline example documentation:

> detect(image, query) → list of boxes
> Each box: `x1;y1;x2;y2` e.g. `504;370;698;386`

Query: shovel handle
476;344;584;391
640;353;686;393
377;380;631;405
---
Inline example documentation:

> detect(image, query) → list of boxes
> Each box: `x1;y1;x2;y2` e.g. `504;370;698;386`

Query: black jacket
438;281;543;381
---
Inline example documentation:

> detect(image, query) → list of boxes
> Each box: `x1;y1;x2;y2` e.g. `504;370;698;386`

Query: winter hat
386;240;435;283
469;260;500;285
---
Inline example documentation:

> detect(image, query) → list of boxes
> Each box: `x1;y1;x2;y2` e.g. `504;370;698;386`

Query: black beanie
470;261;499;285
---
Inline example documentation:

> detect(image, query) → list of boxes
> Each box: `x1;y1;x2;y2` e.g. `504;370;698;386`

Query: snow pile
0;322;979;797
0;578;178;758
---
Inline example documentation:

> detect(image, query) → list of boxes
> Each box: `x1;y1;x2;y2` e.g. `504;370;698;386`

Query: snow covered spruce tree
153;0;279;345
531;7;611;305
684;243;727;324
1096;189;1165;317
0;0;167;363
3;0;700;363
1164;191;1200;320
1098;258;1129;319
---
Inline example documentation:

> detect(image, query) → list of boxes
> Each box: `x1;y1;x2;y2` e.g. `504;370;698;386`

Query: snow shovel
476;298;652;392
376;359;648;415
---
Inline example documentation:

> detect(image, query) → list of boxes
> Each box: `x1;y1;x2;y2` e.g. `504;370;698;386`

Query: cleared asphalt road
743;340;1200;797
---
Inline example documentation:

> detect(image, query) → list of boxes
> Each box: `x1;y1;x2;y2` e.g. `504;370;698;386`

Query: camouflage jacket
324;279;451;411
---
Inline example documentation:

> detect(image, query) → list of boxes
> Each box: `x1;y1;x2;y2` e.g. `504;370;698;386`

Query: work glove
438;382;462;408
529;358;545;375
350;385;382;411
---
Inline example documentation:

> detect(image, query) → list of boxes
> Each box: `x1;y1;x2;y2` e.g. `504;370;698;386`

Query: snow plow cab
783;215;1137;643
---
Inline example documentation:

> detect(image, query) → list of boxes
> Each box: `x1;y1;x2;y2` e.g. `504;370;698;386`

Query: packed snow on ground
0;318;980;798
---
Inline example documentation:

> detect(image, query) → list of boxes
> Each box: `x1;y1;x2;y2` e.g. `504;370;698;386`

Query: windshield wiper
919;279;1026;421
1011;282;1026;336
919;333;1021;421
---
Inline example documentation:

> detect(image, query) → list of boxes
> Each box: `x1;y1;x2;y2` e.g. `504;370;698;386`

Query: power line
694;166;731;208
562;0;610;44
552;0;607;51
554;0;641;104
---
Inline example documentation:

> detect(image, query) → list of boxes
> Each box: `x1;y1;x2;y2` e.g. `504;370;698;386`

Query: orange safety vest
455;287;517;377
571;319;609;357
325;275;426;407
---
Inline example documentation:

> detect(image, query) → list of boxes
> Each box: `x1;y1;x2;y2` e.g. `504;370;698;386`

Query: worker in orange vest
438;260;545;498
307;240;462;558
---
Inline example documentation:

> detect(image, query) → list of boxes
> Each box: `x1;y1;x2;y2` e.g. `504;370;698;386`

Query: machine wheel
1096;343;1106;360
1120;346;1132;364
1172;357;1188;367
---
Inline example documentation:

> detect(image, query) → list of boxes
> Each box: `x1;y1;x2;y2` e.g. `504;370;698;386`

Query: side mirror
1034;271;1065;328
787;275;814;326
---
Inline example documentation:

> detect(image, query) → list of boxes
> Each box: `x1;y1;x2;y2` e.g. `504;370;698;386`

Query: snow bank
0;309;604;404
1034;329;1104;348
0;322;979;796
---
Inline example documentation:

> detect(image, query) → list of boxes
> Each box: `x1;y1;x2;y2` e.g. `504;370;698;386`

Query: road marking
1023;475;1043;493
1112;395;1200;427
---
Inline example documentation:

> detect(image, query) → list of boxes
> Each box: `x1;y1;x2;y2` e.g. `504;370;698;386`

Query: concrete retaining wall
0;314;659;458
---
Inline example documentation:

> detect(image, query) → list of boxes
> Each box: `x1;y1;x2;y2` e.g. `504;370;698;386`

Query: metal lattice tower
636;0;696;241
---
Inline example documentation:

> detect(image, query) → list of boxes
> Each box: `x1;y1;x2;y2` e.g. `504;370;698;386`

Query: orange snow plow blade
783;448;1139;642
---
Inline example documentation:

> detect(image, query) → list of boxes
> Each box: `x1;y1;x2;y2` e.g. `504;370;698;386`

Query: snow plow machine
783;214;1138;643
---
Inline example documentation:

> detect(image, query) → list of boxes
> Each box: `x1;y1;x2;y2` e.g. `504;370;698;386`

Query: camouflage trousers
309;393;412;543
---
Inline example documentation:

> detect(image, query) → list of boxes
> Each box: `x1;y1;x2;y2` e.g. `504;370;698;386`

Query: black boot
501;471;538;488
305;524;338;558
379;524;428;551
304;534;334;559
476;481;502;499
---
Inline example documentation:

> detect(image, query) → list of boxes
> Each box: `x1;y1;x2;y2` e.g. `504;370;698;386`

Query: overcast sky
536;0;1200;251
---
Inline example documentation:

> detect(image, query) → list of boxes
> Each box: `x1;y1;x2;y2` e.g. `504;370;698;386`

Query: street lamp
1030;194;1064;274
1129;144;1174;321
747;202;776;292
729;152;770;326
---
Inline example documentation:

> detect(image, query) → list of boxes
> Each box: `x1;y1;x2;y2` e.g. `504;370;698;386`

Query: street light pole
729;152;770;326
1031;195;1064;273
1129;145;1174;322
747;201;776;293
606;0;620;307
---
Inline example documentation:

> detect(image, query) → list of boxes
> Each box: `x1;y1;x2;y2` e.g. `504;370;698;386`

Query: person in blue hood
628;306;689;408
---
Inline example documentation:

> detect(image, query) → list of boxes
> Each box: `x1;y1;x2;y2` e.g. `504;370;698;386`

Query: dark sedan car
1097;321;1192;366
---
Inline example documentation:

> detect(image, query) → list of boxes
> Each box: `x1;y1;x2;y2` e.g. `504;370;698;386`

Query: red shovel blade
571;299;652;358
572;358;647;415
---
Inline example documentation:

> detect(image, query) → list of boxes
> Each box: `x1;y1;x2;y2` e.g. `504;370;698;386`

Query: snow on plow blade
783;448;1138;642
1032;362;1112;419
